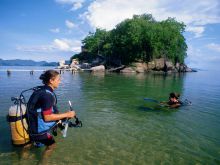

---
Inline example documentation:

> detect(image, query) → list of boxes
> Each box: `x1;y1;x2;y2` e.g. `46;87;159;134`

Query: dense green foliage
72;14;187;66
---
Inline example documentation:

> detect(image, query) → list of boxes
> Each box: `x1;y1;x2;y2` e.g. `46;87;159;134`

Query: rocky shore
59;58;197;73
120;58;196;73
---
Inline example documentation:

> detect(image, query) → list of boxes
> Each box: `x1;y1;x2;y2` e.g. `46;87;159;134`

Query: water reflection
7;69;11;77
91;72;105;78
80;72;185;109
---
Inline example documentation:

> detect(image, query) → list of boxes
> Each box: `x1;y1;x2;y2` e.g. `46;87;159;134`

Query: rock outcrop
133;62;148;73
58;60;69;69
155;58;165;71
147;61;155;70
127;58;195;73
91;65;105;72
75;57;196;73
165;60;175;71
120;67;136;73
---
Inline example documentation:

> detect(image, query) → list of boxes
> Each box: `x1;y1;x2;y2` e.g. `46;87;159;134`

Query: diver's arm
160;101;168;104
44;111;75;122
169;103;181;108
159;101;170;107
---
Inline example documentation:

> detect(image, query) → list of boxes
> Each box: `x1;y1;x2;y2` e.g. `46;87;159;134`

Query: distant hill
0;59;58;66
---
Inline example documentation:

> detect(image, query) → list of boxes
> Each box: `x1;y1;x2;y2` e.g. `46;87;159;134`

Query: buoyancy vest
27;86;58;138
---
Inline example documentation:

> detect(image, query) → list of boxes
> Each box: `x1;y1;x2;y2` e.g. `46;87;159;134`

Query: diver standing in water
27;70;75;148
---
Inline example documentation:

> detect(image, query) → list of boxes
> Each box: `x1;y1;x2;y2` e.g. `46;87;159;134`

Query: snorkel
62;101;82;137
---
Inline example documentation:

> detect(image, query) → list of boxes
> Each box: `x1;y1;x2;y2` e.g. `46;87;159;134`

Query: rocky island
67;14;196;73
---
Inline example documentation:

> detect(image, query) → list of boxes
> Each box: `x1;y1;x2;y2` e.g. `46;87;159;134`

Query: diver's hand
66;111;76;118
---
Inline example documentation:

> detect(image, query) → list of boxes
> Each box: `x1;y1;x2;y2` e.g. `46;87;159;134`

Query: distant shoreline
0;59;58;66
0;66;55;72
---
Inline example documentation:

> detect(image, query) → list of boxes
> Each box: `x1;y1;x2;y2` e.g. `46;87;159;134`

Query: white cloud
83;0;220;36
16;45;54;52
53;39;70;51
70;2;83;11
16;39;81;53
55;0;82;4
186;26;205;38
55;0;84;10
50;28;60;33
65;20;76;29
206;43;220;52
53;38;81;52
186;44;220;69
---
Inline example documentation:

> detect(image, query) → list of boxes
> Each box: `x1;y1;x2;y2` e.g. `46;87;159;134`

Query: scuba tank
7;97;30;145
6;86;45;146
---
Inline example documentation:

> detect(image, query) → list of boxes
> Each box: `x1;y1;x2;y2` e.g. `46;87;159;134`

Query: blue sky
0;0;220;70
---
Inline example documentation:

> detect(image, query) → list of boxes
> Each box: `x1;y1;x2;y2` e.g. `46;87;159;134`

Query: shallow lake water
0;67;219;164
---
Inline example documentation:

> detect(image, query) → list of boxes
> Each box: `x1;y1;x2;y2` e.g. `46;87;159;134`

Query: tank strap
7;114;27;122
45;89;57;106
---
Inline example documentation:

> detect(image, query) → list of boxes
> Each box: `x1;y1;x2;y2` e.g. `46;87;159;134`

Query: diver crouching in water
144;92;192;110
167;92;182;108
27;70;75;148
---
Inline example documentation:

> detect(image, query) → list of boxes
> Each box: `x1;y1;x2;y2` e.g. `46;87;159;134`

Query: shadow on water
138;106;156;112
0;116;24;161
0;116;13;153
137;105;178;113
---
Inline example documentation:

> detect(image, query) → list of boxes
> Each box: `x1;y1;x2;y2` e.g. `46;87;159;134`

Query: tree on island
71;14;187;67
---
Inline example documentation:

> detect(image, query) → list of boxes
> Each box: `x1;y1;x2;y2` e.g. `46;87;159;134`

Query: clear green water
0;67;220;164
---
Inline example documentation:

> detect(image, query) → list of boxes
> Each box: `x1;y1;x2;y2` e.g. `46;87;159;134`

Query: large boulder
70;60;81;70
165;61;174;71
108;65;125;72
155;58;165;70
91;65;105;72
185;67;193;72
179;64;185;72
120;67;136;73
136;67;145;73
133;62;148;73
175;63;180;71
81;63;91;69
57;60;69;69
147;61;156;70
179;64;189;72
59;60;65;67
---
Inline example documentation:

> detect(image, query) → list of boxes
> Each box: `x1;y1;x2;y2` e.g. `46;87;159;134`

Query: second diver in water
166;92;182;108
